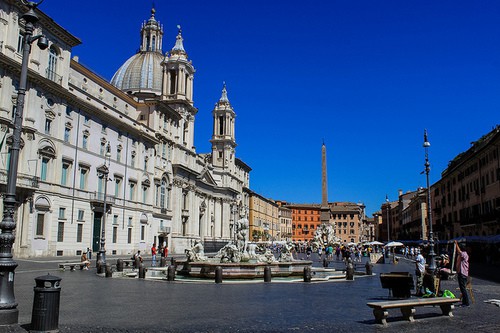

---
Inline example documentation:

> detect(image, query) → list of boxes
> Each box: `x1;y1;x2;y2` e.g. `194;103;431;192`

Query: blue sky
39;0;500;215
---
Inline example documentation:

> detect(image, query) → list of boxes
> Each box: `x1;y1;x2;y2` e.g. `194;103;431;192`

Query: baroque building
0;2;250;257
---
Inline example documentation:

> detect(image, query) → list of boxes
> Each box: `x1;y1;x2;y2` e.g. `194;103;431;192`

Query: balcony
89;192;115;212
46;68;62;85
0;170;39;189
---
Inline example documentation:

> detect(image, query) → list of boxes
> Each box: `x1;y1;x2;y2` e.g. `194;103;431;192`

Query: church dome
111;52;164;94
110;8;165;96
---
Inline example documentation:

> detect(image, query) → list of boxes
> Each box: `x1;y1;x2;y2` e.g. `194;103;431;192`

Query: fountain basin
178;260;314;279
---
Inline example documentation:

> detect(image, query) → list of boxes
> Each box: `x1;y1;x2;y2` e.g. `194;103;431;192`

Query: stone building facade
0;2;250;257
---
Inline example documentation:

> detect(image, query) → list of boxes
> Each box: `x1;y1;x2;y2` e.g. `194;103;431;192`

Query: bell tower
210;83;236;168
162;25;195;103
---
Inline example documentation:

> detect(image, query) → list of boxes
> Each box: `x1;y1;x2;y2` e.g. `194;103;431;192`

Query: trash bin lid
35;274;62;283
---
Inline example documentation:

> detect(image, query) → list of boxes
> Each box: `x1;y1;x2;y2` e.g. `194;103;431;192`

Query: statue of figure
235;218;248;254
215;243;241;263
185;240;207;262
279;241;295;262
258;248;277;264
311;223;340;252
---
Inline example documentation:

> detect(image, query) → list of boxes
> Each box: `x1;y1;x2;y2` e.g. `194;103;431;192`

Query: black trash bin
31;274;61;333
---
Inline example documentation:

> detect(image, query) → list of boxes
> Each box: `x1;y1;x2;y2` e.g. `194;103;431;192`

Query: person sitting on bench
81;252;90;270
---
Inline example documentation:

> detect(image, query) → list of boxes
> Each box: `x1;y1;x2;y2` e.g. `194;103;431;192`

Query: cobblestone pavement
0;254;499;333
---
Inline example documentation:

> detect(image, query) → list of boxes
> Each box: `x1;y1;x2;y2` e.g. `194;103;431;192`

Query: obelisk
320;141;330;224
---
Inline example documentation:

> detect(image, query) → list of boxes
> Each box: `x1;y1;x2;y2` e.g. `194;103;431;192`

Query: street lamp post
96;143;111;268
423;130;436;272
0;1;47;324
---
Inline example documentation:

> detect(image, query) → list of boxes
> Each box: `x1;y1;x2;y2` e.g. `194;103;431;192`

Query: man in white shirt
415;248;426;296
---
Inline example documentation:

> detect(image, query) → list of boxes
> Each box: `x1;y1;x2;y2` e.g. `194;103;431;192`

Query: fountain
178;218;314;279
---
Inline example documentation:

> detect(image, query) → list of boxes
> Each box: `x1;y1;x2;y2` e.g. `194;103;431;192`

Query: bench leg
70;265;76;271
400;306;415;322
373;308;388;325
440;304;454;317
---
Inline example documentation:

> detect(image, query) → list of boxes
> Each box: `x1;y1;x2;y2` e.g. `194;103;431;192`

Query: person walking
415;248;426;296
455;241;470;306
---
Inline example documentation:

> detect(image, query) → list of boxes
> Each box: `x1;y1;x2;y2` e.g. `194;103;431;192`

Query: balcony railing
0;170;39;189
46;68;62;85
89;192;116;205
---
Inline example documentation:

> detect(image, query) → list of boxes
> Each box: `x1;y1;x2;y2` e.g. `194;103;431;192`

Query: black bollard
346;261;354;280
105;263;113;278
116;259;124;272
160;257;166;267
170;257;176;265
215;266;223;284
264;266;272;283
138;263;146;279
96;261;104;274
323;258;328;268
167;265;176;281
365;261;373;275
303;266;312;282
31;274;61;332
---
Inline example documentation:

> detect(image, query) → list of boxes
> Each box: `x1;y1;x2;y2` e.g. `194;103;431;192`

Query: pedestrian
87;247;92;260
415;248;426;296
151;243;157;267
455;241;470;306
163;246;169;259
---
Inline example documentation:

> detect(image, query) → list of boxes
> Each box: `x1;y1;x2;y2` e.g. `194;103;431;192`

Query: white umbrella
367;241;384;246
385;241;404;247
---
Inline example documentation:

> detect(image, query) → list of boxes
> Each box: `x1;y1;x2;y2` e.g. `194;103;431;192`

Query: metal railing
46;68;62;85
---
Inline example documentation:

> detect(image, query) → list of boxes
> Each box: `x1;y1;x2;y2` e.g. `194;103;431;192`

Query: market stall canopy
385;241;404;247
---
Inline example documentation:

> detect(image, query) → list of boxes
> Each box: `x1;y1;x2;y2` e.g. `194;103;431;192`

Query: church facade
0;1;250;258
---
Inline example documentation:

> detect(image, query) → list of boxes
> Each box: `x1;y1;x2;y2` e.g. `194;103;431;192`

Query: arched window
48;47;58;81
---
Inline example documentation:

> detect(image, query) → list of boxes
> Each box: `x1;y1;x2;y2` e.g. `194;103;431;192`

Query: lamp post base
0;309;19;326
0;261;19;325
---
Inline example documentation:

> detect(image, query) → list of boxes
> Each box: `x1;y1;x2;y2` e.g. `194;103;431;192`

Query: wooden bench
59;262;83;271
367;297;461;325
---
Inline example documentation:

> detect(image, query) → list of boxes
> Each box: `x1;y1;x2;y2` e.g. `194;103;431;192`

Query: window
160;179;166;208
40;157;49;181
100;141;106;155
58;207;66;219
102;124;107;134
77;209;84;221
57;222;64;242
113;215;118;225
141;225;145;241
65;106;72;117
61;162;70;185
64;127;70;142
129;182;136;200
142;186;148;204
130;152;136;167
116;147;122;163
48;47;58;81
115;177;122;197
128;217;133;227
36;214;45;236
77;223;83;242
82;133;88;149
44;119;52;134
113;226;118;243
127;228;132;243
17;30;24;53
79;167;88;189
144;158;148;171
84;115;90;125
